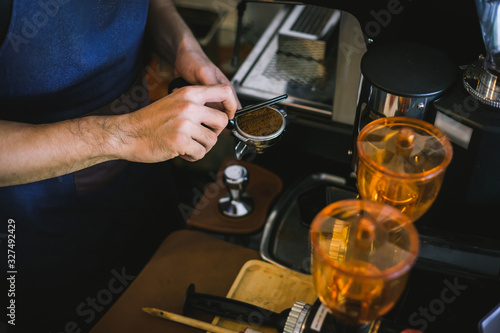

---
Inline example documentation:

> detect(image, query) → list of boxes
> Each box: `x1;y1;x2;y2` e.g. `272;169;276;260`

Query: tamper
218;164;254;217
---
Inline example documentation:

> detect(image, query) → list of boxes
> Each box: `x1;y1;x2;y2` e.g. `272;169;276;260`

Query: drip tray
260;173;357;274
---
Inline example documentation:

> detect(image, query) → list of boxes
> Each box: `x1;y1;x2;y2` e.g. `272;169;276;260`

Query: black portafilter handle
183;284;290;331
168;77;191;94
183;286;423;333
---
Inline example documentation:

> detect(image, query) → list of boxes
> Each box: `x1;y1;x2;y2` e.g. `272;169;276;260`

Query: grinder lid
310;199;419;278
361;41;457;97
357;117;453;178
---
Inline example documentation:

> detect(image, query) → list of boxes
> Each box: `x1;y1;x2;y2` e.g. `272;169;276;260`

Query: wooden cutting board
211;260;318;333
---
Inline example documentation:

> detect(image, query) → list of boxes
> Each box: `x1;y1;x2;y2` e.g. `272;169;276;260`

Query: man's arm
0;0;239;187
0;116;117;186
146;0;239;89
146;0;191;67
0;84;237;187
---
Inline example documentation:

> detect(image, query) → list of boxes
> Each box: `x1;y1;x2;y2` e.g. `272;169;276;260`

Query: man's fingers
127;84;238;163
180;142;207;161
190;123;218;150
180;84;238;119
197;107;230;134
178;128;217;161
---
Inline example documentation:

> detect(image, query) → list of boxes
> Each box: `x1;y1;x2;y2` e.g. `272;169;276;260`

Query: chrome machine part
359;87;431;120
463;0;500;108
355;41;457;133
283;301;311;333
463;55;500;108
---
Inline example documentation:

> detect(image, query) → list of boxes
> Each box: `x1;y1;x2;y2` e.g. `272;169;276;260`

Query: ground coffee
237;106;283;136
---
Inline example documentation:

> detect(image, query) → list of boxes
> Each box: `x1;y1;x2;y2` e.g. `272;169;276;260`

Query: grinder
184;199;420;333
419;0;500;241
350;40;457;171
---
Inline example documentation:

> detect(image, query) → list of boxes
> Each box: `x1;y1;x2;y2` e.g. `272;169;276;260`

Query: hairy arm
146;0;238;89
0;116;118;186
146;0;192;66
0;84;237;187
0;0;238;187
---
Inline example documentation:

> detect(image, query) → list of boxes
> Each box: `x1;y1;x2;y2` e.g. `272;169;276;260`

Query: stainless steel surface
260;173;357;273
218;165;254;217
231;5;363;124
463;56;500;108
279;5;340;41
239;23;334;111
475;0;500;75
460;0;500;108
477;67;500;103
366;85;429;118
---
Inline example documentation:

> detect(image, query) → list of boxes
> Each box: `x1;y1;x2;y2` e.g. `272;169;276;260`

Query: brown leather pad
187;158;282;234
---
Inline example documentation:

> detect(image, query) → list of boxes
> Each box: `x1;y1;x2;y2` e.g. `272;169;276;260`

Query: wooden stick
142;307;242;333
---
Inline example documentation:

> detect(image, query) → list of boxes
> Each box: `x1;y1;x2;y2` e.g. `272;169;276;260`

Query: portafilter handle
183;285;424;333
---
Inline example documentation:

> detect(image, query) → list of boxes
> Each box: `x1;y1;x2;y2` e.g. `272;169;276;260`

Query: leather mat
187;158;282;234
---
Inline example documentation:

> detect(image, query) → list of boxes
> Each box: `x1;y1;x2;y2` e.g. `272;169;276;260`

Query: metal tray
260;173;357;274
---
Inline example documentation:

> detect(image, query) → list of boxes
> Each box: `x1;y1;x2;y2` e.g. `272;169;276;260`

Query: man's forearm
0;83;238;187
146;0;201;65
0;117;120;187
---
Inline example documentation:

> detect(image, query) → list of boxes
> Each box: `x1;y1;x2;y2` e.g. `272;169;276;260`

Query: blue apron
0;1;183;331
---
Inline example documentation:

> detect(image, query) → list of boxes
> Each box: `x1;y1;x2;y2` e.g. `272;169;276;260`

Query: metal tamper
218;164;254;217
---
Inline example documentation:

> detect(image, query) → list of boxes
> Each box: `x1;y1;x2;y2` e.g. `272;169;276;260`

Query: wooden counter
90;229;260;333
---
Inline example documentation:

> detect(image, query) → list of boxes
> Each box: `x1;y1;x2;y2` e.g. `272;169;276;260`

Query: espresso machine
226;0;500;332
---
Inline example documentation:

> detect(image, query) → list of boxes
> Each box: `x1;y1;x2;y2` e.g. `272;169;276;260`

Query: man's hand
0;84;237;187
111;84;237;162
146;0;241;109
0;0;241;187
172;39;241;111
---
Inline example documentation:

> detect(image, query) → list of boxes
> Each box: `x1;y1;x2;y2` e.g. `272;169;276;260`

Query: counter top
90;229;260;333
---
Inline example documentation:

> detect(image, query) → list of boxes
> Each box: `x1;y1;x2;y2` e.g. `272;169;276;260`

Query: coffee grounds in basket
237;106;283;136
